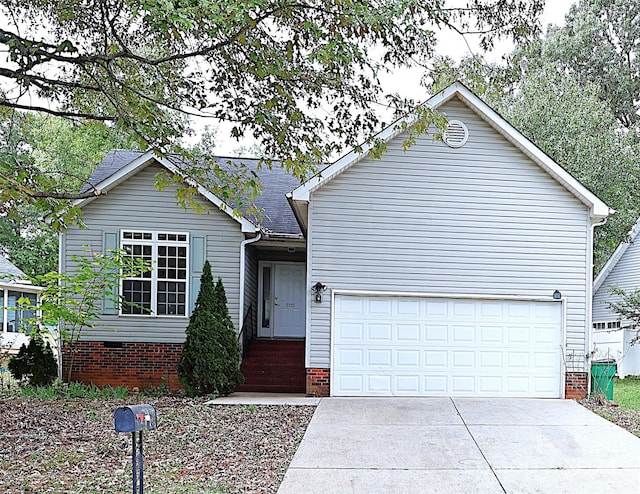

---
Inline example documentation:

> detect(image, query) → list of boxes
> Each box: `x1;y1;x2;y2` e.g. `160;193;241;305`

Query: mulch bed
580;396;640;437
0;396;315;493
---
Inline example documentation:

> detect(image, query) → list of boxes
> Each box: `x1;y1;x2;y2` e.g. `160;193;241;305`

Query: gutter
239;232;262;331
586;216;609;397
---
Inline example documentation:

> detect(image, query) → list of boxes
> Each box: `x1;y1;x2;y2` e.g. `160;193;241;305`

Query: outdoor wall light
553;290;562;300
312;282;327;303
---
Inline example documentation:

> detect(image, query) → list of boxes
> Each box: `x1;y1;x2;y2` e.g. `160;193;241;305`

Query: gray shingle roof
84;150;303;235
0;255;26;282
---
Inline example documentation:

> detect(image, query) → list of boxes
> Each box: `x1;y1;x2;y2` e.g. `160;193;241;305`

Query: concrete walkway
278;398;640;494
207;392;321;406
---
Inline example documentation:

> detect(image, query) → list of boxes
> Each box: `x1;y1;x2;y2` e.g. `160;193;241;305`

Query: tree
8;338;58;386
0;112;139;275
178;261;243;396
539;0;640;130
33;249;149;381
0;0;545;224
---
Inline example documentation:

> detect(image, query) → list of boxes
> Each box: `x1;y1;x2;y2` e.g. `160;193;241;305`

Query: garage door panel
453;325;475;342
335;348;363;366
479;326;504;343
425;350;447;367
333;296;563;397
368;349;392;367
335;322;364;342
396;350;420;367
426;325;448;342
397;324;420;341
398;299;420;317
479;352;502;367
369;323;392;341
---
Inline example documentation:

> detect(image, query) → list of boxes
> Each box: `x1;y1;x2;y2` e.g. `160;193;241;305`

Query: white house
61;82;610;398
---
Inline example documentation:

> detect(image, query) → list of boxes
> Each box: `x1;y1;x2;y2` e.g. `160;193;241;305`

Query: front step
238;339;305;393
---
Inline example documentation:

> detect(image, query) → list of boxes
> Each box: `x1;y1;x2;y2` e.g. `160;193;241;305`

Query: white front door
273;263;306;337
258;262;306;338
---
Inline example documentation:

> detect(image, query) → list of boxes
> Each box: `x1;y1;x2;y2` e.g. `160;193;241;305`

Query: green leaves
0;0;544;219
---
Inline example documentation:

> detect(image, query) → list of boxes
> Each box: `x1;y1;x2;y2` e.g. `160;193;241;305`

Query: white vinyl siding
308;99;591;371
593;238;640;322
63;162;245;343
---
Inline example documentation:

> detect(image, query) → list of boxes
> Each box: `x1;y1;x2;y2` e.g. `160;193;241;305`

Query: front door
273;263;306;337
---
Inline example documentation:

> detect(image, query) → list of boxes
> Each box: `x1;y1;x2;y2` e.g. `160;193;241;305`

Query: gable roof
78;150;302;235
0;255;25;283
289;81;611;230
594;217;640;293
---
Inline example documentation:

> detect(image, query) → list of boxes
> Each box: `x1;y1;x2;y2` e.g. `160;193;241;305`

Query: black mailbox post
114;405;157;494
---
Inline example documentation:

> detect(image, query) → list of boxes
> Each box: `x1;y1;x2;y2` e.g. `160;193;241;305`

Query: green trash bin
591;359;617;400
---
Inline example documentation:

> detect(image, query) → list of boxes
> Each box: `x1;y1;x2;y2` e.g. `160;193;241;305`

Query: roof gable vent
443;120;469;148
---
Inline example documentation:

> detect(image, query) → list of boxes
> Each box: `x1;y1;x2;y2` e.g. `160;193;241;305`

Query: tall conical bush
177;261;243;396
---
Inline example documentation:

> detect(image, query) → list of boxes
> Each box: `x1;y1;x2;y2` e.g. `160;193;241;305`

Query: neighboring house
0;255;42;354
61;82;610;398
592;217;640;378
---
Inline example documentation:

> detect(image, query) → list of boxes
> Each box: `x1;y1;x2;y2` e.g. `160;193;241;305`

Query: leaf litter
0;396;315;493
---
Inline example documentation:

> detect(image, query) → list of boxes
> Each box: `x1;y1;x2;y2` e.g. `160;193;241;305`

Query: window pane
122;280;152;315
157;281;186;316
262;266;271;328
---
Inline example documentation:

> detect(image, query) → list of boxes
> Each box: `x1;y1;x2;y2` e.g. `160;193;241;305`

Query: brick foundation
565;371;588;400
306;368;330;396
63;341;182;391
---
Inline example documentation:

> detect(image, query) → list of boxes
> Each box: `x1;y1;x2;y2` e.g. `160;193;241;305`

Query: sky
214;0;578;155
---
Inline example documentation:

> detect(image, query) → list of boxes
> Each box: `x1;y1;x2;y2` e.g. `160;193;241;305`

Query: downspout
239;232;262;334
57;232;65;381
586;215;609;397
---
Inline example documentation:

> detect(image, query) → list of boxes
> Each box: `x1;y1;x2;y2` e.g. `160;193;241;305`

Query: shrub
8;337;58;386
177;261;243;397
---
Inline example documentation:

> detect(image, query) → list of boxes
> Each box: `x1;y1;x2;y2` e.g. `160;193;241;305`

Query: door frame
258;261;306;338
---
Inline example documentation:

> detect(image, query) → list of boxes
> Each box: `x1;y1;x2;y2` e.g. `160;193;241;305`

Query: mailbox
114;404;157;433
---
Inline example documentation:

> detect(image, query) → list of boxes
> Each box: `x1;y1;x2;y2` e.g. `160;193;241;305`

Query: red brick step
238;339;305;393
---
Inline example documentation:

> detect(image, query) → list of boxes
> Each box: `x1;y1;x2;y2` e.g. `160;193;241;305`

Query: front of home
61;82;610;398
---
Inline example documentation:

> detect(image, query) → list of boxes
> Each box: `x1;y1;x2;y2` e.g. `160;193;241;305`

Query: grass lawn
614;376;640;411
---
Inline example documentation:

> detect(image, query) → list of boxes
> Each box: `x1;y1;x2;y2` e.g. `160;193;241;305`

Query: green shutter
190;236;206;314
102;231;119;315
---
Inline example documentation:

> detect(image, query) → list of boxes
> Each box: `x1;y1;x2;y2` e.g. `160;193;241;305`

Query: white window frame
593;320;622;332
0;286;41;333
257;261;274;337
120;230;190;317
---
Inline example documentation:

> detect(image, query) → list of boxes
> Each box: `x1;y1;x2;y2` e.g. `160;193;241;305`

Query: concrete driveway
277;398;640;493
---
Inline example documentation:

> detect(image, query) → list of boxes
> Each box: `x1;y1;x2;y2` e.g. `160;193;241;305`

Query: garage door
332;295;563;397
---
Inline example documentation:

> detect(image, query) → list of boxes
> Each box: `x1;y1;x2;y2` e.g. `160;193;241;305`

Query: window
593;320;621;332
121;231;189;316
2;289;37;333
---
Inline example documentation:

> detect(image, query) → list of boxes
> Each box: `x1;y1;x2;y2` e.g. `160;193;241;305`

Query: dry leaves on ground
580;396;640;437
0;396;315;493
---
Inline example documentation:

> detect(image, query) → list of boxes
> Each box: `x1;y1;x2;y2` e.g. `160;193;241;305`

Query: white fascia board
292;81;611;220
0;281;44;292
74;150;258;234
593;216;640;292
448;84;611;220
73;150;158;208
160;159;258;233
291;113;415;202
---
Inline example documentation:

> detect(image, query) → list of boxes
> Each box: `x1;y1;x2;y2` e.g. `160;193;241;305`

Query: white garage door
332;295;563;397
